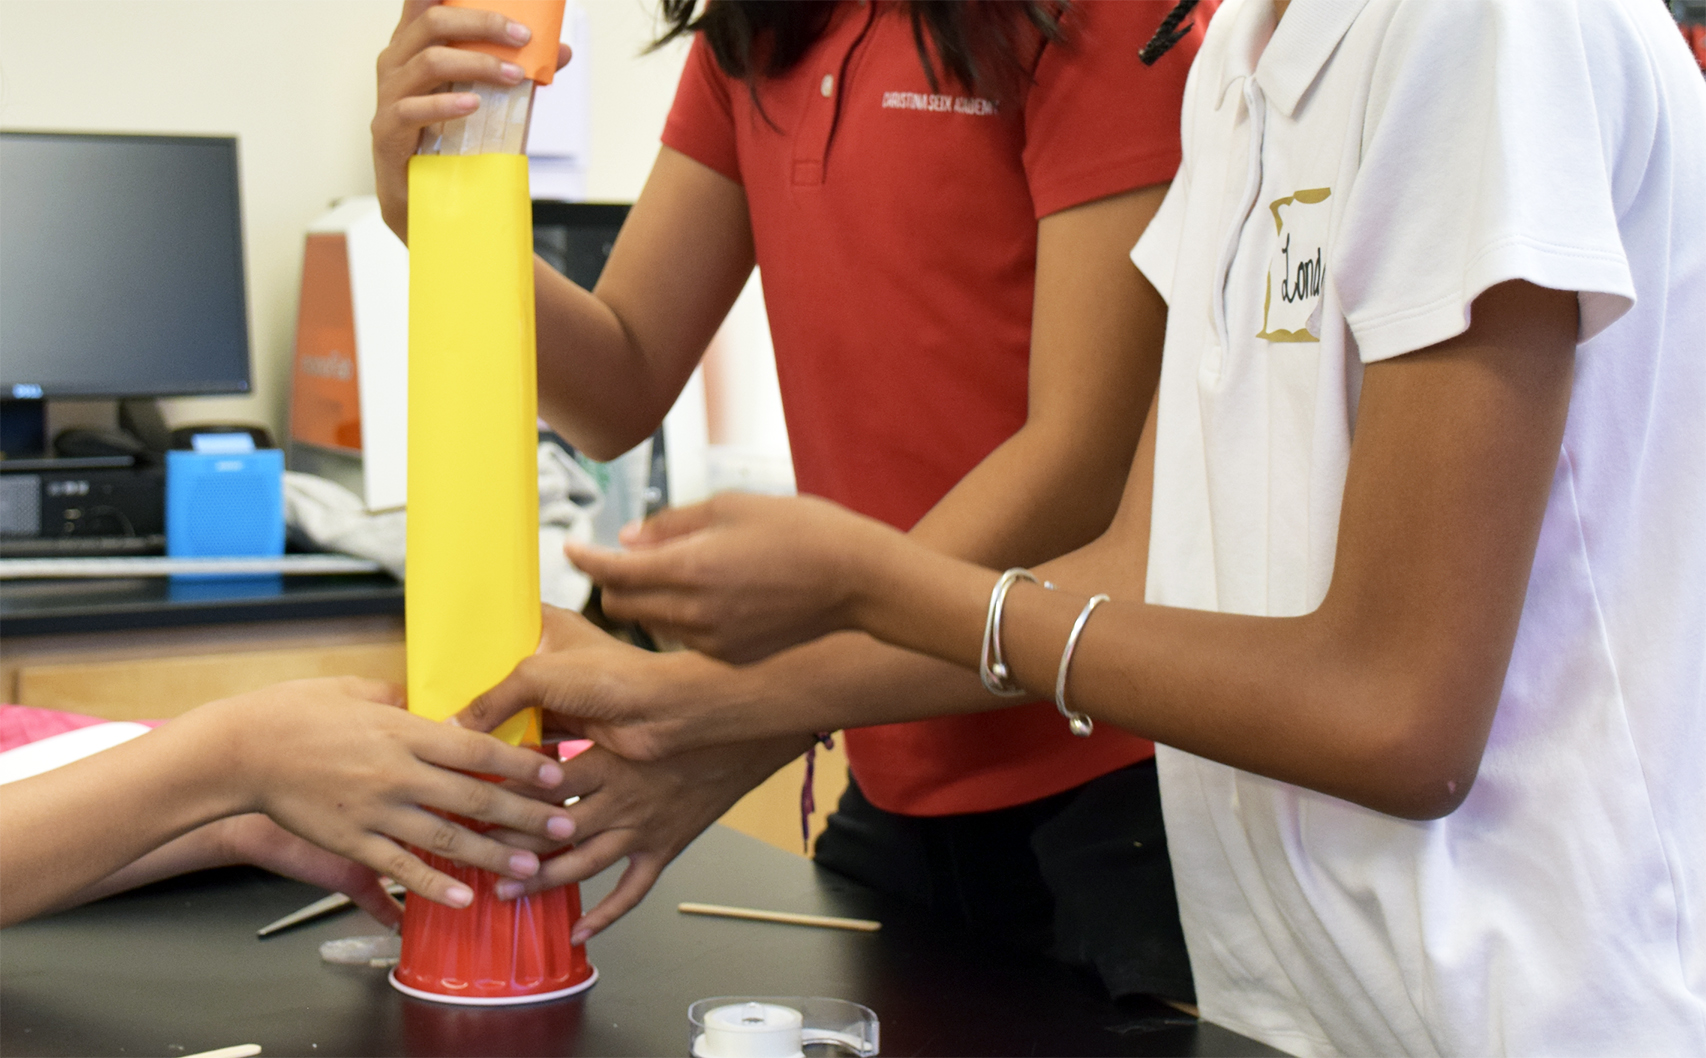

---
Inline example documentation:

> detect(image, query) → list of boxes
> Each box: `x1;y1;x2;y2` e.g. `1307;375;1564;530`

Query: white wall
0;0;689;438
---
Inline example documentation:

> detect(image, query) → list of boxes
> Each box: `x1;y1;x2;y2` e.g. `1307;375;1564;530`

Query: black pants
813;758;1194;1001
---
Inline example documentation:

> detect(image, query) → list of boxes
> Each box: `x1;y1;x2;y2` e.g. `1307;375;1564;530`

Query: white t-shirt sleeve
1334;0;1640;363
1131;171;1190;306
1131;37;1208;306
0;722;151;785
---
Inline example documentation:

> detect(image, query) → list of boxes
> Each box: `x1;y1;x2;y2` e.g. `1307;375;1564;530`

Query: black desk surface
0;572;402;637
0;825;1280;1057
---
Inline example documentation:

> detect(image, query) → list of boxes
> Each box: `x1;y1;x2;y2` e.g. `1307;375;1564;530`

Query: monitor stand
118;398;174;453
1;397;165;466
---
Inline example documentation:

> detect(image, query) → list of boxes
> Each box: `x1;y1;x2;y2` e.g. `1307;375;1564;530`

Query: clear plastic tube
420;80;536;157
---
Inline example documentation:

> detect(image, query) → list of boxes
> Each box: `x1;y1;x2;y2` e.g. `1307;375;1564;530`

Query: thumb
458;661;539;735
618;501;716;548
562;538;627;584
557;42;572;72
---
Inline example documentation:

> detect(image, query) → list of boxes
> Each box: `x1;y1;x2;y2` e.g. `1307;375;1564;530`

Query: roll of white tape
696;1001;805;1058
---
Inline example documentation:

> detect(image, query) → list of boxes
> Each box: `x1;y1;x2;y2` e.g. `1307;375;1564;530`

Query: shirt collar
1213;0;1277;109
1254;0;1370;117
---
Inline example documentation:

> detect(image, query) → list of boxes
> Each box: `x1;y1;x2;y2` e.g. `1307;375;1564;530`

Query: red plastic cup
391;797;596;1004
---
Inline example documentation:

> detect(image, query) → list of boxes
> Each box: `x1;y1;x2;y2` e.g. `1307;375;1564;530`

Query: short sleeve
1022;0;1210;219
660;35;742;185
1129;125;1195;305
1333;0;1639;363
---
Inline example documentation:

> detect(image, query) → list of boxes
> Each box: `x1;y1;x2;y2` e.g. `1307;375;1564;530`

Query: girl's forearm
660;523;1152;750
0;710;246;927
851;531;1001;677
534;147;756;461
840;284;1575;821
534;259;684;460
904;185;1168;569
844;539;1460;819
32;818;245;919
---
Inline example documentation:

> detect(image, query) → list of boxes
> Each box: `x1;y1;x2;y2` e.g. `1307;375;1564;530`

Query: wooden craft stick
181;1046;262;1058
677;902;881;933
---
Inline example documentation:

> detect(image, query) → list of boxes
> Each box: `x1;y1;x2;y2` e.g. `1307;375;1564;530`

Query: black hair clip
1140;0;1201;66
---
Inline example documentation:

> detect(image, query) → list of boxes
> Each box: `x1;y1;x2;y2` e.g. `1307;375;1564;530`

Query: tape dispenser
689;997;879;1058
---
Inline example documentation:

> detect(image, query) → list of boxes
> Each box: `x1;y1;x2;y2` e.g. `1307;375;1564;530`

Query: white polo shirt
1131;1;1706;1055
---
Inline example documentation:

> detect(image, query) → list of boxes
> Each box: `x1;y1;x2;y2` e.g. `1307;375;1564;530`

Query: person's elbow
537;407;658;464
572;428;652;465
1340;670;1499;821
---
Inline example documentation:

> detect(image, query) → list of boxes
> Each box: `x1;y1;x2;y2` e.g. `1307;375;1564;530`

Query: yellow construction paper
406;153;541;747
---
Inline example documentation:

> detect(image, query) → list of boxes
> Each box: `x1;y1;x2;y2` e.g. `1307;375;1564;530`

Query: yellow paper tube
406;152;541;747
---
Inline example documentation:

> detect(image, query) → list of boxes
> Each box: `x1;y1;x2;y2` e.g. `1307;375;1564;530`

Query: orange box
289;233;361;453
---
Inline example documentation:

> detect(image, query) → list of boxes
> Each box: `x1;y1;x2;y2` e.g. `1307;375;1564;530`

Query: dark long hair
653;1;1069;99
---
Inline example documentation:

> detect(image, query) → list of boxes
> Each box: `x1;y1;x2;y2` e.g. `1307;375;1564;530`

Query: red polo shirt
662;0;1208;816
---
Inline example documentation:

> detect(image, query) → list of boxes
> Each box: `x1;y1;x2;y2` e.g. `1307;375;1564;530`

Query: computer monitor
0;131;252;401
529;201;705;525
531;200;629;290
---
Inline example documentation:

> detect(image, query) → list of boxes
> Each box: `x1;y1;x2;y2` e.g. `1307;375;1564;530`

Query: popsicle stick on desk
678;902;882;933
256;882;407;937
181;1046;262;1058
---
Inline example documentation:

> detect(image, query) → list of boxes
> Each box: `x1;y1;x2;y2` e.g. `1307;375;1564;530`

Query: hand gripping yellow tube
405;152;541;747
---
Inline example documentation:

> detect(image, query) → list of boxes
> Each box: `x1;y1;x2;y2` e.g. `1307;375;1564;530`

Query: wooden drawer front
12;642;406;721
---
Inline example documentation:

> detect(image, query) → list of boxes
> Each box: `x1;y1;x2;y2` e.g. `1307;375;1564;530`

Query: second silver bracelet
1054;593;1109;738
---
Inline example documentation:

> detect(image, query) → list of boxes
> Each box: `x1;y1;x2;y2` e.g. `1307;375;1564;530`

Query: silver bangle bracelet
980;568;1050;697
1054;593;1109;738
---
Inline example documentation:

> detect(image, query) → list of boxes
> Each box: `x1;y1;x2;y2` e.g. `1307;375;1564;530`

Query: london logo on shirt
1258;187;1332;343
880;91;999;115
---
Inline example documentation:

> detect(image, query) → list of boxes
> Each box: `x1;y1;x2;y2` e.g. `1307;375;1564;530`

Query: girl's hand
203;677;577;910
217;814;405;929
460;606;736;761
565;493;900;664
479;738;806;942
372;1;572;241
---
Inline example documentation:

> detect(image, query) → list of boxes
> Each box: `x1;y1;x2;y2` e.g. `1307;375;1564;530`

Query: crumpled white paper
283;439;602;611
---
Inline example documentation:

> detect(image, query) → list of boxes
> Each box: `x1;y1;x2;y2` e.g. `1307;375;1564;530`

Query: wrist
843;518;915;641
845;526;995;674
667;650;828;753
170;697;266;819
705;734;817;792
677;650;777;749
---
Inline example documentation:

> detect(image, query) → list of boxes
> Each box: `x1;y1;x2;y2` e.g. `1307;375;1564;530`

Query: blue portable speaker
166;446;285;559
